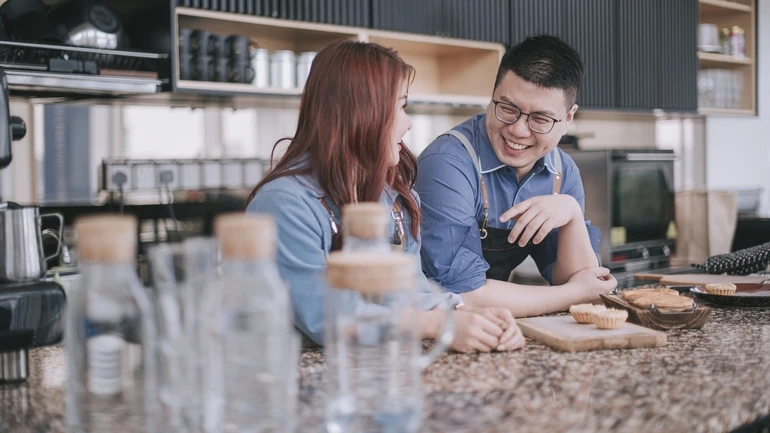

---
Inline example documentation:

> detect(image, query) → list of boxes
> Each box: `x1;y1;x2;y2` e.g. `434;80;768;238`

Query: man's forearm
550;219;598;285
461;279;585;317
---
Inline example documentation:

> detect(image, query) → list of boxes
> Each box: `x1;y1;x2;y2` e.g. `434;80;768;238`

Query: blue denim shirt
246;158;461;345
414;113;601;293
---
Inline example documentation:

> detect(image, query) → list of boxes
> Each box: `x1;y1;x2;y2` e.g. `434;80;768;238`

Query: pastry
620;287;679;301
631;293;694;311
592;308;628;329
569;304;607;324
703;283;737;296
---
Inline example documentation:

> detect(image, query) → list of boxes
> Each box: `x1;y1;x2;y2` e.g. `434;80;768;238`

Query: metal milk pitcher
0;206;63;282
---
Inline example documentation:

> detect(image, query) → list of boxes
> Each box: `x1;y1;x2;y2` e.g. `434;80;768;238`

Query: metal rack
0;40;170;95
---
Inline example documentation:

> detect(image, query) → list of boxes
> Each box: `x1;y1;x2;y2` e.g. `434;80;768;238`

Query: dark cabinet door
617;0;659;110
563;0;616;109
371;0;507;43
656;0;698;111
371;0;442;36
442;0;509;42
617;0;698;112
510;0;616;110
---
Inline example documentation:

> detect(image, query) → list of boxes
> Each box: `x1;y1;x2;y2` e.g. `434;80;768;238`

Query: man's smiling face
485;70;577;180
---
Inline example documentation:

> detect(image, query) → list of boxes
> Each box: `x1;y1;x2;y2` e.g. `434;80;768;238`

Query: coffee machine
0;69;66;383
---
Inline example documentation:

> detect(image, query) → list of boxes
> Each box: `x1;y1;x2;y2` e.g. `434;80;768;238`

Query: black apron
442;130;563;283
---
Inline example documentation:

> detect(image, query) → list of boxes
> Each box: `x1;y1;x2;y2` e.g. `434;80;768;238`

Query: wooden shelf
176;80;303;96
699;0;752;14
173;7;504;110
364;31;503;99
174;81;490;108
698;107;756;116
698;51;753;67
696;0;756;115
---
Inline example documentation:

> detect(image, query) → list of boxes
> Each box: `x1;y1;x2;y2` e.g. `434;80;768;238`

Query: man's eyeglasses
492;99;564;135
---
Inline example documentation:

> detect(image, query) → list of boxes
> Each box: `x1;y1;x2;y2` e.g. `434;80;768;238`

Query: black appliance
0;75;65;383
566;149;677;287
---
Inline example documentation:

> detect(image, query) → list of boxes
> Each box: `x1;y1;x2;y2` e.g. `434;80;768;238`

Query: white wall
705;0;770;216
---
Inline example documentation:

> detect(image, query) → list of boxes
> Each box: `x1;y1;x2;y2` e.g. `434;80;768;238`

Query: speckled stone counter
3;308;770;433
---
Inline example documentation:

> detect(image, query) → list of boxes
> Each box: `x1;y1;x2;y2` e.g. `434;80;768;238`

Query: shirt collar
475;113;559;176
288;153;325;198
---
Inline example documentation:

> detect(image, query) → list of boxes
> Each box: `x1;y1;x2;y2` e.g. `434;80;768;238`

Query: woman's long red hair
246;40;420;239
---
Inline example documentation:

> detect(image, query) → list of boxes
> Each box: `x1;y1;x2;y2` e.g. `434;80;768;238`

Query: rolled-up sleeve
415;151;489;294
530;156;602;282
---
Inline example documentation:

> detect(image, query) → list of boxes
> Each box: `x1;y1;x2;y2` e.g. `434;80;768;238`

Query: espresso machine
0;70;66;383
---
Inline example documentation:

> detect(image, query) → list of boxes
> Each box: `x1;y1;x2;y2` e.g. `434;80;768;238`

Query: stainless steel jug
0;206;64;282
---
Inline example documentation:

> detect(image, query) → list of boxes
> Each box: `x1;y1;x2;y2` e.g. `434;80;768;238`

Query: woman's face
387;79;412;167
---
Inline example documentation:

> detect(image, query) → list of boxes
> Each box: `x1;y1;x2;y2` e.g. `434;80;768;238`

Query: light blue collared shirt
246;157;461;345
415;113;601;293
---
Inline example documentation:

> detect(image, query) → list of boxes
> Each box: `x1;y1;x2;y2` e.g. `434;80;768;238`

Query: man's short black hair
494;34;584;106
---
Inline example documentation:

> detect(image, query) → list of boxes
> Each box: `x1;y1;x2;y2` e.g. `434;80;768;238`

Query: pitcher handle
39;212;64;261
416;280;456;370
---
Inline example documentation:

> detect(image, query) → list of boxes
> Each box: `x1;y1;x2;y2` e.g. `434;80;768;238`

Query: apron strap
391;200;406;249
318;197;339;234
318;196;405;251
443;129;489;240
551;147;563;195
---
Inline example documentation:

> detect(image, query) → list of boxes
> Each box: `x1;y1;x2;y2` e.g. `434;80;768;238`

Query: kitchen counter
3;308;770;433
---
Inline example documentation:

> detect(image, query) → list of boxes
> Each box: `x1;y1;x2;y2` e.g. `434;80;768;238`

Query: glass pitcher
324;251;455;433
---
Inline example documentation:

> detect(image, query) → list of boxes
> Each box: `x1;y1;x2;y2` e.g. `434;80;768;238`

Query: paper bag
672;190;737;266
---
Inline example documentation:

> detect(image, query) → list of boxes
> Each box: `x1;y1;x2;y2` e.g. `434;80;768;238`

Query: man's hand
567;267;618;303
499;195;583;247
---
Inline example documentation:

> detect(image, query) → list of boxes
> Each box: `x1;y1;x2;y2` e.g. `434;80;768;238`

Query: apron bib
441;129;562;282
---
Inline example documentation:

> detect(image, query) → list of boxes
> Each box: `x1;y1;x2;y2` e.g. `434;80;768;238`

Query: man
415;35;617;317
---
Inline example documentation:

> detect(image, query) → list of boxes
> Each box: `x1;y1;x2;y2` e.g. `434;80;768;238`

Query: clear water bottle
147;237;219;433
202;213;299;433
65;214;158;433
341;202;392;254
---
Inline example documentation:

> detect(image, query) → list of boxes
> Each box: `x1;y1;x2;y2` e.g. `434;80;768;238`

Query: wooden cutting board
633;273;768;286
659;274;767;286
516;315;667;353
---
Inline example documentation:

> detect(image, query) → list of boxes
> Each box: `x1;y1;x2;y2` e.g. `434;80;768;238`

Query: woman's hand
448;310;503;353
448;307;525;353
458;305;525;351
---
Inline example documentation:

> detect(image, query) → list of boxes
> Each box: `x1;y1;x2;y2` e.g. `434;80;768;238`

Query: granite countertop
3;308;770;433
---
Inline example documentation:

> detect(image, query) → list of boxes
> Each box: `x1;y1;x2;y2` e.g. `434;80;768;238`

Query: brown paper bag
672;190;737;266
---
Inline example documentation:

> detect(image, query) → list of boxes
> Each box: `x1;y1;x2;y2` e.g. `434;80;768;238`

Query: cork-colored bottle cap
342;202;389;240
74;214;137;263
215;213;276;260
326;251;416;294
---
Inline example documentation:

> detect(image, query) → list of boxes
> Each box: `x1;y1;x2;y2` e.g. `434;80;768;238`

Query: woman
246;40;524;353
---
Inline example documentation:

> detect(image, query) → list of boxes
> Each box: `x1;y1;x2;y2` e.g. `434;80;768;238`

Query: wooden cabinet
173;7;504;108
168;0;748;115
697;0;756;115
